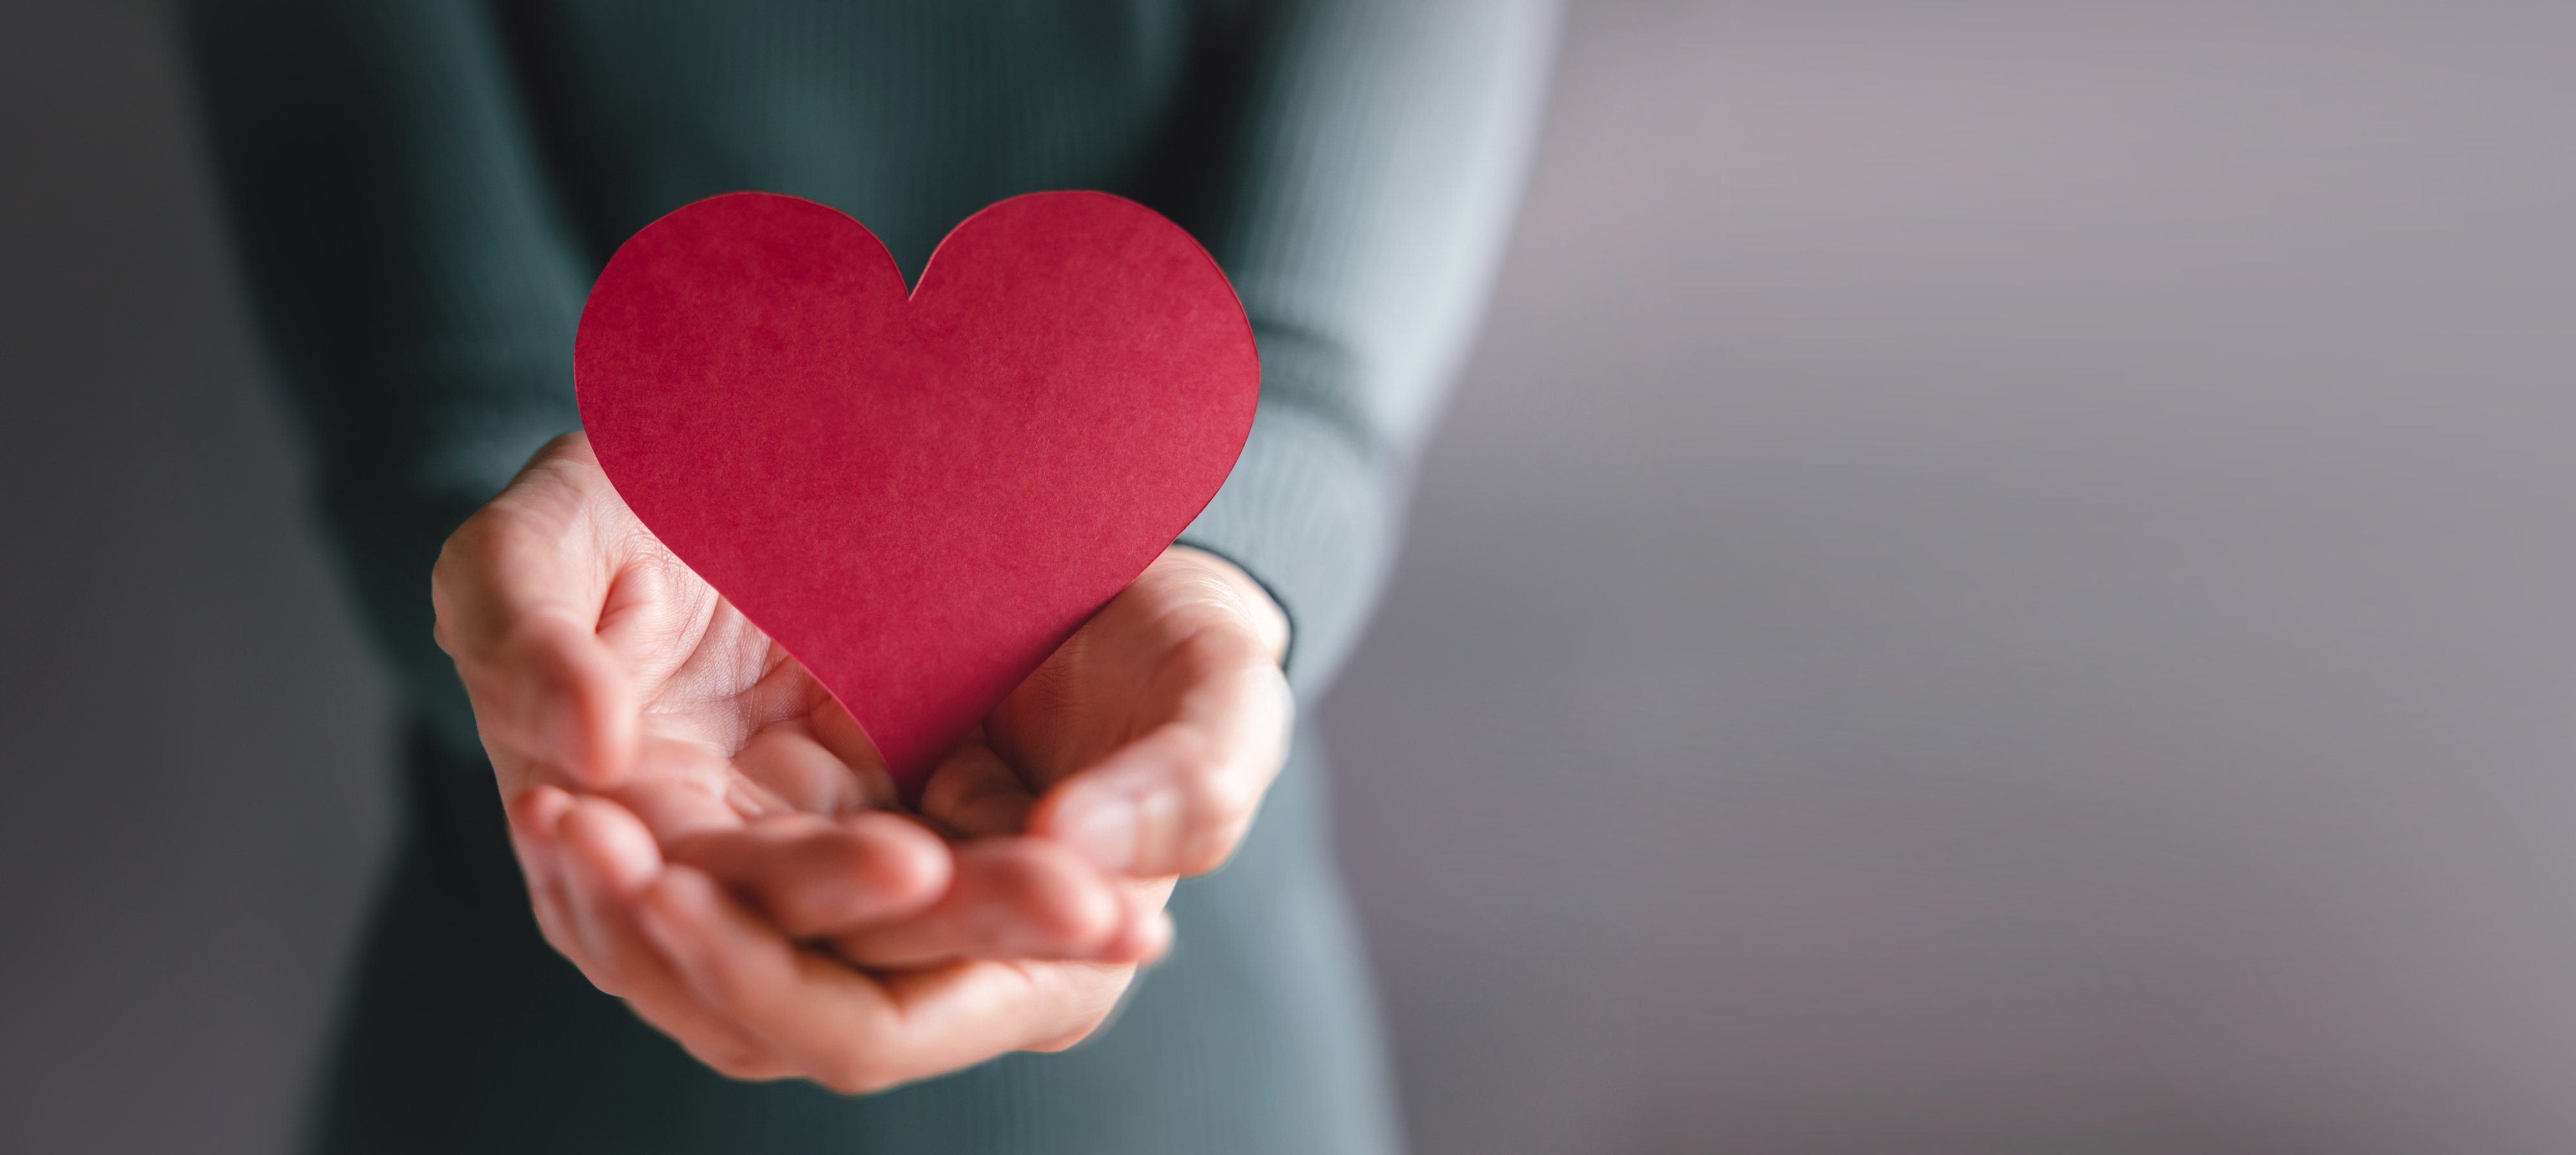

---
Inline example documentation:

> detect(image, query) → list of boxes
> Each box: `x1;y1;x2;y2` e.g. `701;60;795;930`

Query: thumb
478;608;637;789
431;433;639;789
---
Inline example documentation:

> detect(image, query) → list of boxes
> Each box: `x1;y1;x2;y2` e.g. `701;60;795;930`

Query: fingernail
1061;795;1139;873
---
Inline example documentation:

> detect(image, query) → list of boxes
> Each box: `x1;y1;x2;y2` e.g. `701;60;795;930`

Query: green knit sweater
182;3;1551;1152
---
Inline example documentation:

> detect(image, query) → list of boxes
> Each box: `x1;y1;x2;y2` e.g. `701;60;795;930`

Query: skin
431;433;1293;1092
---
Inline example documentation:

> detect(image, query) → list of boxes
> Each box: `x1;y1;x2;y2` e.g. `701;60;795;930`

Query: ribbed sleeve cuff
1177;398;1399;697
309;344;581;764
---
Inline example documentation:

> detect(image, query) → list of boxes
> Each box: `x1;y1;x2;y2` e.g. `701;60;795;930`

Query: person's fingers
432;433;638;788
734;719;899;815
551;797;794;1080
823;839;1156;967
505;786;583;963
806;695;900;804
518;789;792;1078
1137;546;1293;666
599;738;768;843
889;957;1137;1059
673;764;1163;968
669;812;950;938
552;797;665;990
635;866;1133;1093
1028;632;1292;877
462;612;636;790
986;547;1293;878
918;740;1038;839
1095;877;1178;966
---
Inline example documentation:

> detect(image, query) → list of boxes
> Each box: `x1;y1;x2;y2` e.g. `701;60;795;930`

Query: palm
597;546;895;832
984;556;1290;874
451;500;867;849
437;433;1291;1088
561;520;1178;845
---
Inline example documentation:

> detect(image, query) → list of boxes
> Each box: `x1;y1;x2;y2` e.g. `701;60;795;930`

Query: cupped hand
431;432;1292;1090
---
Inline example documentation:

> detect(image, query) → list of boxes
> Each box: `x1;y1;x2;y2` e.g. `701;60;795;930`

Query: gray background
4;2;2572;1152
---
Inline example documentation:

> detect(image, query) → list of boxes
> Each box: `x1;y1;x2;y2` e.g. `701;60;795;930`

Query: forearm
1173;0;1559;693
315;349;578;753
181;0;590;752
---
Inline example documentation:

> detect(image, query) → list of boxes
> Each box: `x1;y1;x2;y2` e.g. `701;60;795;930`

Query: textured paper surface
576;191;1260;788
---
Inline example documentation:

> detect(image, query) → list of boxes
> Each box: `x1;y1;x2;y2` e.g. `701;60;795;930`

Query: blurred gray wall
4;2;2573;1153
0;3;391;1154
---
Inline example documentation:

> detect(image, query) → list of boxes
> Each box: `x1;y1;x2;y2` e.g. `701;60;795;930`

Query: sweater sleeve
181;0;1558;746
179;0;592;755
1168;0;1558;695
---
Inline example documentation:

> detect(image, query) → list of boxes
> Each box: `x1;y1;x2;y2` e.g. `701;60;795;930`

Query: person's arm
180;0;590;757
181;0;1561;1091
1009;0;1562;882
1169;0;1560;693
182;8;1186;1086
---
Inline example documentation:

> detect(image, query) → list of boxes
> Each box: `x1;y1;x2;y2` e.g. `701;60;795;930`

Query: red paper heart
575;191;1258;789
